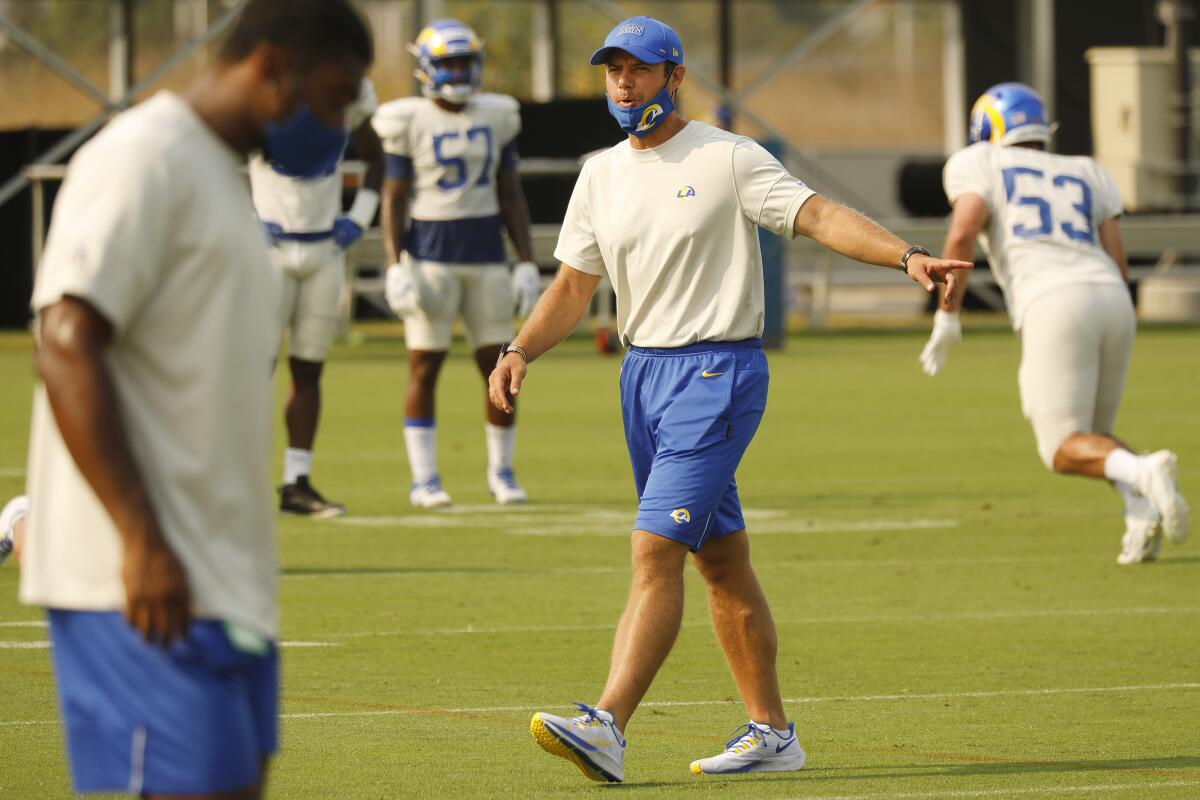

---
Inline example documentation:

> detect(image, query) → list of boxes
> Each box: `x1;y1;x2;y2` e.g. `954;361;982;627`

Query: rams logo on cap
676;186;696;198
671;508;691;524
636;104;665;132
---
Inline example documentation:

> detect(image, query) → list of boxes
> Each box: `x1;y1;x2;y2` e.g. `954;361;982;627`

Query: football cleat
409;19;483;102
279;477;346;519
0;495;29;567
410;476;452;509
530;704;625;783
1116;495;1162;566
690;721;806;776
488;468;528;505
1134;450;1190;544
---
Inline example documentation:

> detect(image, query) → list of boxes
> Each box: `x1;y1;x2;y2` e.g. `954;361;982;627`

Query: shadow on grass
605;755;1200;790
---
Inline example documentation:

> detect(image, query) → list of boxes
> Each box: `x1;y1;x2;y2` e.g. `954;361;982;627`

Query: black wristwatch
900;245;931;274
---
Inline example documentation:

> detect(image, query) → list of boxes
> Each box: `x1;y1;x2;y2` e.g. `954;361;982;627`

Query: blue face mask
606;75;675;138
262;103;348;178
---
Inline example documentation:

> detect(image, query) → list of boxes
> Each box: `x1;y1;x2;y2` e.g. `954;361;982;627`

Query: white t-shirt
249;78;379;233
21;92;281;639
555;121;814;347
943;142;1126;329
372;93;521;221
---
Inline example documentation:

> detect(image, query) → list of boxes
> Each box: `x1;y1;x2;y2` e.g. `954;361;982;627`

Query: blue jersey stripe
406;216;505;264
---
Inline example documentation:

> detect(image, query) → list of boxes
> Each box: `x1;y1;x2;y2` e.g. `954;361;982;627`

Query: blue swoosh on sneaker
775;738;796;753
544;719;603;753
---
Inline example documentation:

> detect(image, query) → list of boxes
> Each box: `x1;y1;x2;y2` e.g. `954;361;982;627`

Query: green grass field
0;324;1198;799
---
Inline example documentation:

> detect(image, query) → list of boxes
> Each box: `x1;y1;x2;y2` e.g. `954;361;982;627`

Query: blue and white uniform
944;142;1131;467
249;77;378;361
23;92;279;795
556;120;814;549
372;93;522;350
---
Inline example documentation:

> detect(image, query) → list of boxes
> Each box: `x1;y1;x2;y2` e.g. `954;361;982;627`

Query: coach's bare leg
285;357;324;451
472;344;513;426
405;350;448;419
692;530;788;730
596;531;688;732
1052;433;1133;478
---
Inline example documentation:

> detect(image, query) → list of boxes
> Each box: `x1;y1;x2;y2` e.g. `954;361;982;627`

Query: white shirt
943;142;1126;329
21;92;281;639
372;93;521;221
249;78;379;233
555;121;814;348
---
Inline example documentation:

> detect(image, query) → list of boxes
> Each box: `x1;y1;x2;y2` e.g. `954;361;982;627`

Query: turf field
0;323;1198;799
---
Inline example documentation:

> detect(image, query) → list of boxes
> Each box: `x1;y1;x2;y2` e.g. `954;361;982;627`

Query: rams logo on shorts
671;508;691;525
636;104;665;132
676;186;696;198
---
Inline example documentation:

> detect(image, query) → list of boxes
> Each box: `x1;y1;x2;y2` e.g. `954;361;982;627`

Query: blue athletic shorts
620;338;769;551
47;610;279;796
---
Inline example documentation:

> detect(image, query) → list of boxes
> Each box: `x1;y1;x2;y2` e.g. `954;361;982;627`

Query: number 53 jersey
943;141;1126;330
372;94;521;264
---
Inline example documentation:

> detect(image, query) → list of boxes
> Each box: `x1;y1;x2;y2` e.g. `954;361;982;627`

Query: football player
249;78;384;518
919;82;1190;564
373;19;539;508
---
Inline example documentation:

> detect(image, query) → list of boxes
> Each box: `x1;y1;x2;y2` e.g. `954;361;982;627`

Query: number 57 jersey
372;94;521;264
943;142;1126;329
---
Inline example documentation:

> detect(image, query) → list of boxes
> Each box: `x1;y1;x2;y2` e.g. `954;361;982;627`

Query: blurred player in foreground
250;77;384;518
488;16;972;783
0;495;27;566
373;19;539;508
918;82;1190;564
20;1;372;796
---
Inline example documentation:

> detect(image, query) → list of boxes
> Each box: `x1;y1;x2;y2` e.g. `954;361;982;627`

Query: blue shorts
48;610;279;796
620;338;769;551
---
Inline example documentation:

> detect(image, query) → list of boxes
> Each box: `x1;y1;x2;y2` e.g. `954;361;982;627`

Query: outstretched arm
498;167;535;264
380;175;412;266
792;195;974;293
488;264;601;413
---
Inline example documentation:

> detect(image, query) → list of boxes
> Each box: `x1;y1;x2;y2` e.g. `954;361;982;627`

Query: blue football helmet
409;19;484;102
969;82;1053;146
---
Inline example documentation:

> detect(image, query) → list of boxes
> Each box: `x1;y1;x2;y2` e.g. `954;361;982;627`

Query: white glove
385;256;424;318
512;261;541;318
919;309;962;376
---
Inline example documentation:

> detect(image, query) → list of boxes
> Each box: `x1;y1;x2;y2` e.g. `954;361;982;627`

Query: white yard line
776;779;1200;800
324;606;1200;638
4;683;1197;728
331;509;961;537
0;621;46;628
0;640;334;651
279;682;1200;719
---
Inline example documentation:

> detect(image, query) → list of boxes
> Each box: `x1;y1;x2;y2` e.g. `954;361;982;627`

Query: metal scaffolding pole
0;0;248;211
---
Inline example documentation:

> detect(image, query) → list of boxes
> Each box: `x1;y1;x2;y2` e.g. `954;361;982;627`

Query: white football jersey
249;78;379;233
372;93;521;222
943;142;1126;329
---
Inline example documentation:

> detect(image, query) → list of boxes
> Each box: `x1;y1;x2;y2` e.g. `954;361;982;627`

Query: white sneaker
409;476;452;509
530;704;625;783
690;721;807;775
1134;451;1190;543
0;495;28;567
488;468;528;505
1116;496;1162;566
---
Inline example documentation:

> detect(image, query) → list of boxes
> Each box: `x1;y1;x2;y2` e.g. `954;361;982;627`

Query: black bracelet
500;344;528;363
900;245;931;274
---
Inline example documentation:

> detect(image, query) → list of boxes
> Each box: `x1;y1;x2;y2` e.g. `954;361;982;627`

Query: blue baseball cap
589;16;684;66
